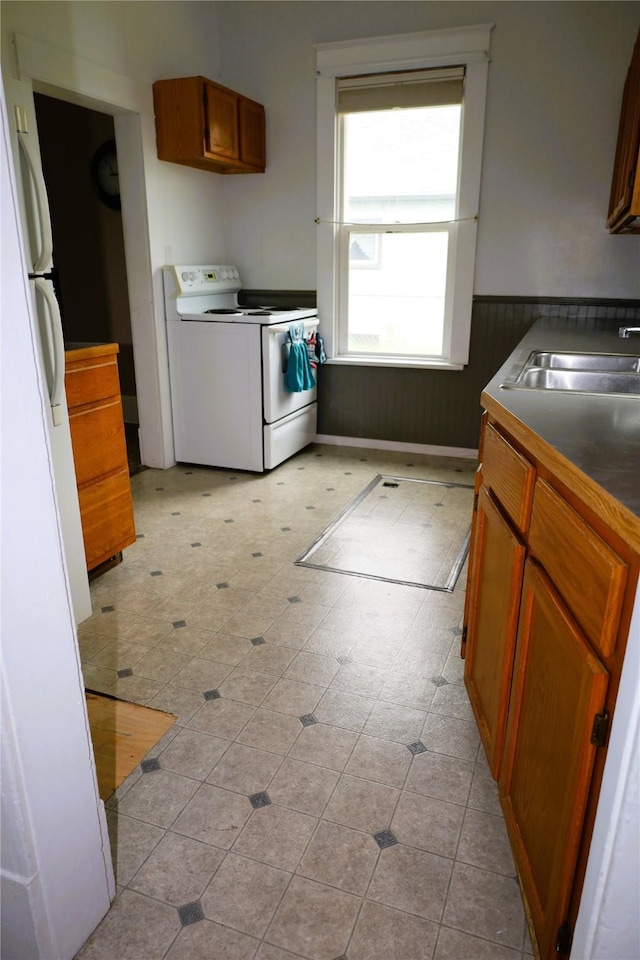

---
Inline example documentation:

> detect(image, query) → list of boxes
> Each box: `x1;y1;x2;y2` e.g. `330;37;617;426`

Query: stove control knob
181;271;189;281
221;269;228;280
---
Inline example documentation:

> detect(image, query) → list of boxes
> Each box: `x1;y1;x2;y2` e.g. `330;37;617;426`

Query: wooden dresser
64;343;136;572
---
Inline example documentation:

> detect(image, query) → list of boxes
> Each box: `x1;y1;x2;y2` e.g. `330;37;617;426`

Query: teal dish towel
285;321;316;392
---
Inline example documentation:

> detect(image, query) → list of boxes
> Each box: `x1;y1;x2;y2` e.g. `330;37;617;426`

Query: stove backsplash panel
239;289;317;309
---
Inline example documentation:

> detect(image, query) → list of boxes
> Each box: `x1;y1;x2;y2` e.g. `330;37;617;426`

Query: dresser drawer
65;356;120;409
69;400;128;486
482;422;535;534
529;479;627;656
78;469;136;571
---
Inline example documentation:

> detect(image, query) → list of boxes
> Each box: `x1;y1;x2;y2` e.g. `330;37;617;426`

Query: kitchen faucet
618;326;640;338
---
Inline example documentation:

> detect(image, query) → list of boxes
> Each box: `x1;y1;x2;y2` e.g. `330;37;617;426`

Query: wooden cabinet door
500;561;609;959
204;81;239;161
607;29;640;233
153;77;204;166
239;97;266;169
464;485;526;778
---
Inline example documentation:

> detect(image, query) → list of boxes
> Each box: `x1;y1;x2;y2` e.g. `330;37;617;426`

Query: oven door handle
266;318;319;336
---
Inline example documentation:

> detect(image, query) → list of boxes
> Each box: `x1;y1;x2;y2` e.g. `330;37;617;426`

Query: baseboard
314;434;478;460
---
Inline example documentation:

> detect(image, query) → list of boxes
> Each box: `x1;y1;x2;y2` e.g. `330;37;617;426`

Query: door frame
10;30;174;470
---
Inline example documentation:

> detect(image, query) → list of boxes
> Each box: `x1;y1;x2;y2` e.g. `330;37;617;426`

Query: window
339;69;462;359
316;25;493;368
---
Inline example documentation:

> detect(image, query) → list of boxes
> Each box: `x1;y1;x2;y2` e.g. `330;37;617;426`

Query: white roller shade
338;68;464;114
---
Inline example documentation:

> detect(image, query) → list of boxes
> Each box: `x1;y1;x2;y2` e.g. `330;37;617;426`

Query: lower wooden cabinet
500;561;609;959
65;344;136;571
463;414;637;959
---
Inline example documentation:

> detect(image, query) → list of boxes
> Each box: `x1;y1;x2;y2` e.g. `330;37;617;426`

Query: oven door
262;319;319;424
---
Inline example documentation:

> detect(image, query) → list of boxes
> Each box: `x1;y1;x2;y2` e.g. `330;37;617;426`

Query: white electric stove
163;265;319;471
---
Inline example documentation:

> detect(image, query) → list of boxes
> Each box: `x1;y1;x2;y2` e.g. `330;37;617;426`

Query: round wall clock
90;139;121;210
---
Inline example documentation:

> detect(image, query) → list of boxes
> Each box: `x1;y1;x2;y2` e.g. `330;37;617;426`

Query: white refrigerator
4;78;92;624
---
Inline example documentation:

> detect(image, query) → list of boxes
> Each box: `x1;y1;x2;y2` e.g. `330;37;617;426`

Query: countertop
65;342;119;361
482;317;640;526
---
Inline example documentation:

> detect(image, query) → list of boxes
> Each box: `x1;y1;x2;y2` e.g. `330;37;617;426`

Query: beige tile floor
76;444;534;960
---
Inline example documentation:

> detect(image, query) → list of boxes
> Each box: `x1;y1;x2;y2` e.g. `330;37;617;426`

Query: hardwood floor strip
85;691;176;800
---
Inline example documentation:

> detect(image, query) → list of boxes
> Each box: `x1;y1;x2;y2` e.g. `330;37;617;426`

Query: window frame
337;221;457;360
315;24;493;369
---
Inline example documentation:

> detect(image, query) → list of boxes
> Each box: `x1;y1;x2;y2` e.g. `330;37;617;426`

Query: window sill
325;356;465;371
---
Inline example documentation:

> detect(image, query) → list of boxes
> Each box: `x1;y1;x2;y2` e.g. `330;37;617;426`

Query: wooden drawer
69;400;128;486
529;480;627;657
482;422;535;534
78;469;136;571
65;357;120;409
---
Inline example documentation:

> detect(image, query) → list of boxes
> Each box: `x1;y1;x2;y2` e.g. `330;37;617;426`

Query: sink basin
528;351;640;373
501;350;640;397
517;369;640;395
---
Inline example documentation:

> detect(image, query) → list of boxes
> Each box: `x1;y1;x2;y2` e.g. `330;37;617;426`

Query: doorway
33;93;141;473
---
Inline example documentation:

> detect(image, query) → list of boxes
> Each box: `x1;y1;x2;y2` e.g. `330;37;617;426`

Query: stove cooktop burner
254;307;307;313
204;306;306;317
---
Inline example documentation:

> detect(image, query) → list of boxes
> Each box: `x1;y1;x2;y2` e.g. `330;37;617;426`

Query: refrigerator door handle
18;128;53;274
34;277;65;426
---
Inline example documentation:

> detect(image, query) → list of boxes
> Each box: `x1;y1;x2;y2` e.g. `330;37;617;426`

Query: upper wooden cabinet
607;30;640;233
153;76;266;174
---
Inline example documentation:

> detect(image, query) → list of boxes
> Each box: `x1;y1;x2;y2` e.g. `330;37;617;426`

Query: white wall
1;84;113;959
217;0;640;297
1;0;230;261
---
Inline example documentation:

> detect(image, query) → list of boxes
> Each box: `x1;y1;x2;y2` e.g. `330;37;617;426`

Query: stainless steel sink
528;351;640;373
501;350;640;397
518;369;640;394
